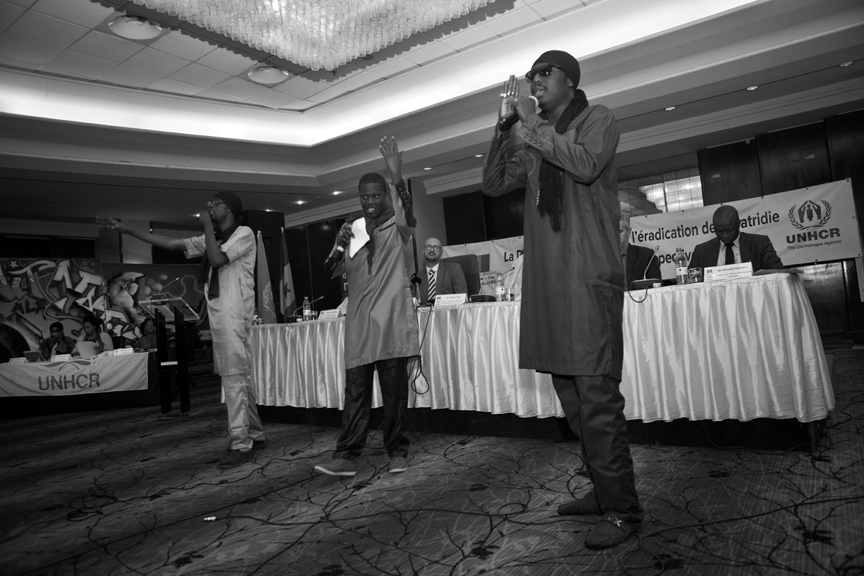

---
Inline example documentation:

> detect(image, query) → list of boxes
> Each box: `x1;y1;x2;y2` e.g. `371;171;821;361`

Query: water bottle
672;248;689;285
302;296;312;321
495;273;505;301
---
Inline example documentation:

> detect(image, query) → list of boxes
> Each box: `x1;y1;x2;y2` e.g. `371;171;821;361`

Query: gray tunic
483;106;625;379
343;189;420;369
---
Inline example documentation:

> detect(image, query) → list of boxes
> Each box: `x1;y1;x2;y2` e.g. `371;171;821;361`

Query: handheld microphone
324;243;346;274
497;96;539;132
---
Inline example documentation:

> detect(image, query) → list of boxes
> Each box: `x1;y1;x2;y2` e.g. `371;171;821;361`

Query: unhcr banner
630;179;862;280
0;353;149;397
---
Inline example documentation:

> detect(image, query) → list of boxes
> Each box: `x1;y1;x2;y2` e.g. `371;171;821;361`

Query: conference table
250;274;834;424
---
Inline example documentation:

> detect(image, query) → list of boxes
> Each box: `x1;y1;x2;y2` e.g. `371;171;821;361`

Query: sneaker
389;456;408;474
219;450;254;469
584;513;640;549
557;491;602;516
224;439;266;453
314;459;357;477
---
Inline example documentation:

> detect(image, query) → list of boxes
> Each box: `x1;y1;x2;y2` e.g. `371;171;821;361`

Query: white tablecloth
0;352;150;397
251;274;834;423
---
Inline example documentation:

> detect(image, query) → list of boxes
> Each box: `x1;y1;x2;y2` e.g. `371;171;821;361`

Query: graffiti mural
0;259;204;363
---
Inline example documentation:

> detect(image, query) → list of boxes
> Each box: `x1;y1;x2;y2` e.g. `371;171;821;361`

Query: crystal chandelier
131;0;492;71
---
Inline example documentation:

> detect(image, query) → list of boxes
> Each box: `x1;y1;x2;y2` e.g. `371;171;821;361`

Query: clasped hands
499;75;536;125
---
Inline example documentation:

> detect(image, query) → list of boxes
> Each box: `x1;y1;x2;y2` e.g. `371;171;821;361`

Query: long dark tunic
483;106;625;379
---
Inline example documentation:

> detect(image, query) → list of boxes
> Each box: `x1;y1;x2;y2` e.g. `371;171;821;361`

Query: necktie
725;243;735;265
428;269;436;302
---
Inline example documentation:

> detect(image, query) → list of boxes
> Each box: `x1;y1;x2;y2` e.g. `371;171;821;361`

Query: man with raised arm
315;136;420;478
97;191;264;469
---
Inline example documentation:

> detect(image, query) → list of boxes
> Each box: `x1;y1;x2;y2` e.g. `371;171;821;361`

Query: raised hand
379;136;402;182
499;75;518;121
96;215;128;234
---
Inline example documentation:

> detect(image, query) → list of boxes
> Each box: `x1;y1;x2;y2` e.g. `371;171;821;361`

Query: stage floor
1;340;861;575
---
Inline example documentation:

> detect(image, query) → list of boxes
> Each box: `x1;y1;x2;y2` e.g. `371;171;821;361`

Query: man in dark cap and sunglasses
483;50;643;549
97;191;265;469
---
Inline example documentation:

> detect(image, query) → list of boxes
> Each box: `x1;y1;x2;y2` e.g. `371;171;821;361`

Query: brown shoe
584;513;639;549
557;492;602;516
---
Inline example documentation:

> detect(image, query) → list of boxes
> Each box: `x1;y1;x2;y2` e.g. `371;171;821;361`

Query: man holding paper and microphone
315;136;420;478
482;50;643;549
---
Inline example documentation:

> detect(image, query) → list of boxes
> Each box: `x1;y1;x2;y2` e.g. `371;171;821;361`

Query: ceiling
1;0;863;232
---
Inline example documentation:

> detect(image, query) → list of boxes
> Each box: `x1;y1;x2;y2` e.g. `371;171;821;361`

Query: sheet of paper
349;218;369;258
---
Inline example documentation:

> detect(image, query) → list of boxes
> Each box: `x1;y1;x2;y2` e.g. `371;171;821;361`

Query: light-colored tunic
483;106;624;379
184;226;256;376
343;195;420;369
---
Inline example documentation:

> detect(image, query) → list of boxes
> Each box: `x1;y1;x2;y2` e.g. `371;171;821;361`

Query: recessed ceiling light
840;61;853;67
423;167;432;171
332;191;341;195
296;200;305;205
265;209;272;212
664;106;676;111
108;15;163;40
474;154;483;158
746;85;759;91
247;65;290;86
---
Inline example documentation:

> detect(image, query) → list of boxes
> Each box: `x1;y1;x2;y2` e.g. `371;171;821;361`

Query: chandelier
131;0;492;71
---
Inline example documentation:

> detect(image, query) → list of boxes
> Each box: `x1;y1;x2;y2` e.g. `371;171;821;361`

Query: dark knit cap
532;50;581;88
214;191;243;218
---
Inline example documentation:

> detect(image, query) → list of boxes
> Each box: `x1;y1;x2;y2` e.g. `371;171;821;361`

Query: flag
280;227;296;318
255;231;277;324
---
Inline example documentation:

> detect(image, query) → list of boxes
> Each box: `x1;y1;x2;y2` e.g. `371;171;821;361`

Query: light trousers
223;373;265;451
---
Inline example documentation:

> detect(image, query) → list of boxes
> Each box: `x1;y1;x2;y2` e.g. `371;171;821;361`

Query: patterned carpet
1;345;862;575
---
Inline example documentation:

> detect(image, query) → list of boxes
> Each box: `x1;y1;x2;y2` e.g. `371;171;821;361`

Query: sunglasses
526;64;559;81
207;198;224;208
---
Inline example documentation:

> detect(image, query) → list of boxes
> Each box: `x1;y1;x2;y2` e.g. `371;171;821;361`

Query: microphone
324;243;346;274
641;246;660;280
292;295;325;317
498;96;539;132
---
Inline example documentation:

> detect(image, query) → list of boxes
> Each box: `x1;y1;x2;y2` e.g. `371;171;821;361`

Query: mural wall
0;259;203;363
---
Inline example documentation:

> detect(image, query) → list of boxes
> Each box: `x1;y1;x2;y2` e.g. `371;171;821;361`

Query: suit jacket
625;244;661;286
420;261;467;304
688;231;784;273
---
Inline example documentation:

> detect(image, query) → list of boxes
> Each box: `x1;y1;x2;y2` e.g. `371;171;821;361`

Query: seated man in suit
419;237;467;304
620;216;661;286
689;205;784;272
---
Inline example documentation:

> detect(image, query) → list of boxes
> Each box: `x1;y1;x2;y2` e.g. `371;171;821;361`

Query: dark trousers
334;357;410;460
552;374;643;523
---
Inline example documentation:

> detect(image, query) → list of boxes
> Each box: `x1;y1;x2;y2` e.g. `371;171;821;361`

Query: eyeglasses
207;199;224;208
526;64;559;81
424;245;442;251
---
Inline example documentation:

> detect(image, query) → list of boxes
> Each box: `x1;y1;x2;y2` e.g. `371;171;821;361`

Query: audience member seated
73;314;114;357
136;318;158;351
689;205;784;273
620;215;661;286
39;322;76;359
419;237;467;304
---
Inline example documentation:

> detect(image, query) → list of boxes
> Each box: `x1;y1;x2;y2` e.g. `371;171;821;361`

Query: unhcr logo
789;200;831;230
786;200;840;245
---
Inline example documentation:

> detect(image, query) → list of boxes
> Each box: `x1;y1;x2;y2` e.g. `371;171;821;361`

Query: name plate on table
319;309;340;320
52;354;71;362
704;262;753;282
434;293;467;307
114;347;134;356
